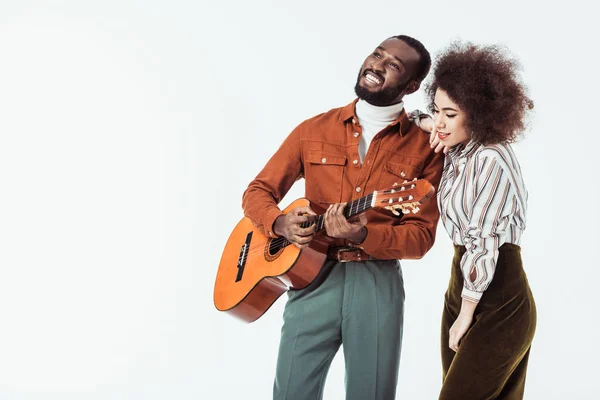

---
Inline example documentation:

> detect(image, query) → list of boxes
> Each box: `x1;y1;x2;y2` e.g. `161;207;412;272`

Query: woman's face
432;89;471;148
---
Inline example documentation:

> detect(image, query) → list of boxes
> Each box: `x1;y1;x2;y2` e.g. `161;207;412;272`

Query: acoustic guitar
214;179;434;323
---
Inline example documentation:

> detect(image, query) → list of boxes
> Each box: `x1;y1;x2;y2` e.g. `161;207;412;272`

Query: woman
422;42;536;399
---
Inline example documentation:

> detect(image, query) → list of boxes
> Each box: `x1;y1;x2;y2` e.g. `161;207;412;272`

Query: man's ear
405;80;421;95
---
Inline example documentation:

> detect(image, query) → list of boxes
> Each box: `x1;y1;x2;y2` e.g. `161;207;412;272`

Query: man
242;35;444;399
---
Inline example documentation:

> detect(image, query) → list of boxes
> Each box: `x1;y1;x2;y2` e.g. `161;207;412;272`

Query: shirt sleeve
407;109;432;131
241;124;304;238
460;155;516;302
358;148;445;260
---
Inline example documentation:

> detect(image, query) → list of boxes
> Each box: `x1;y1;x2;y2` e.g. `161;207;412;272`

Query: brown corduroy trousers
439;243;537;400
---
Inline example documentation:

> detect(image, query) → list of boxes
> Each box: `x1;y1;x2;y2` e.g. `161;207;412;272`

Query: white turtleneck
355;99;404;162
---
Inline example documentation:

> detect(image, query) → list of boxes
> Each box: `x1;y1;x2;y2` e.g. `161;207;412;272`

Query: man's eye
373;52;382;58
389;62;399;70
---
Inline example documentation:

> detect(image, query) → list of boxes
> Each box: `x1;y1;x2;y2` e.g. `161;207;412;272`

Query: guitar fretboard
298;193;374;232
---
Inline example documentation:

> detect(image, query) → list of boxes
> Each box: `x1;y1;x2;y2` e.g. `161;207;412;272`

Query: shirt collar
448;139;480;160
339;98;411;136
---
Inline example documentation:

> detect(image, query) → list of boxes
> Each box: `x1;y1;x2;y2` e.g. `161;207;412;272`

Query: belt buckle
336;247;355;263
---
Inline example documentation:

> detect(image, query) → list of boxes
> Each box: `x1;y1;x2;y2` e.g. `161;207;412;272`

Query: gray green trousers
273;259;405;400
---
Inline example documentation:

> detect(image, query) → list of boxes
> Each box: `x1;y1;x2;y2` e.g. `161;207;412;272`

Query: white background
0;1;598;399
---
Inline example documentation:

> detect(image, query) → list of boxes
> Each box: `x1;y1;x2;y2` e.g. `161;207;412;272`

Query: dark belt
327;247;372;263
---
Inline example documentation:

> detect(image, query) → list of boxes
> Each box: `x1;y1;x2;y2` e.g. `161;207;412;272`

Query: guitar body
214;179;434;323
213;198;330;323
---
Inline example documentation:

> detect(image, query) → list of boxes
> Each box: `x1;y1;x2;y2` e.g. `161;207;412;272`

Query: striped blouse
438;141;528;302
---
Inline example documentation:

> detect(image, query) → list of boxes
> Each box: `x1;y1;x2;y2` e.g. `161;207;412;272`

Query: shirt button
356;187;361;193
353;132;360;138
321;157;327;163
353;159;359;165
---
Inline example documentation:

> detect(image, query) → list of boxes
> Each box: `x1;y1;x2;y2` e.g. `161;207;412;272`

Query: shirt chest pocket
377;161;423;190
304;150;347;203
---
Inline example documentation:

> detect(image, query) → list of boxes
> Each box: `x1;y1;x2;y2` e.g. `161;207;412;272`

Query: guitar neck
300;193;375;232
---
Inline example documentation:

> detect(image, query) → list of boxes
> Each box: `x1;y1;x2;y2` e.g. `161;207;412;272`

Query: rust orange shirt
242;99;444;260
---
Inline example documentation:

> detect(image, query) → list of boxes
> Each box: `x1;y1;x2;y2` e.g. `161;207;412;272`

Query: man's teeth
366;74;381;84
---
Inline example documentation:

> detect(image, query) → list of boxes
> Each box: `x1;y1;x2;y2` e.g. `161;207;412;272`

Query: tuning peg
402;208;410;214
410;184;416;189
408;195;413;200
400;186;406;191
412;207;420;214
385;206;400;216
413;178;417;181
393;182;398;186
403;180;408;184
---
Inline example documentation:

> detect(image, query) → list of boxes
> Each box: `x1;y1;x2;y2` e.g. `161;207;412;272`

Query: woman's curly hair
425;41;533;145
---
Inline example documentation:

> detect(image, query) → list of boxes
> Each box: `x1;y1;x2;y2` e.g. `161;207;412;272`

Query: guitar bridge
235;231;253;282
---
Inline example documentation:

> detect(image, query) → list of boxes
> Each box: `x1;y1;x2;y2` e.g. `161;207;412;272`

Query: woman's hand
429;125;450;155
448;298;477;352
420;115;450;154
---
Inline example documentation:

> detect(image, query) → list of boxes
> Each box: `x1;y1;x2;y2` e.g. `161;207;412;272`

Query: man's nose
370;59;385;73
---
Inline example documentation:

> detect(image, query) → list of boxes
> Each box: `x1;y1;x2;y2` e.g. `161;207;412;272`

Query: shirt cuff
461;287;483;303
407;109;431;130
355;225;382;254
262;208;285;238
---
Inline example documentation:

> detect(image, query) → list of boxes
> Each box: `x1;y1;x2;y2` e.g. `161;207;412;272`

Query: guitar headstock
372;178;435;216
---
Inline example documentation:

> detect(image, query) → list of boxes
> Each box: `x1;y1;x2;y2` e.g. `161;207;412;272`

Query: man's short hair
390;35;431;82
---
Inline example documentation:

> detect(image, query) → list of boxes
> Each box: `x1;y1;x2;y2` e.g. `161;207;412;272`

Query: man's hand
273;206;317;249
324;203;367;243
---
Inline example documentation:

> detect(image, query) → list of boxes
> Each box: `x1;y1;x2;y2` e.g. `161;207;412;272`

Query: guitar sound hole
265;238;290;261
268;241;283;256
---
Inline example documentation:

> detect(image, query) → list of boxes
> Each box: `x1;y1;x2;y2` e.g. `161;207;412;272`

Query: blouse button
353;159;359;165
356;187;361;193
321;158;327;163
353;132;360;138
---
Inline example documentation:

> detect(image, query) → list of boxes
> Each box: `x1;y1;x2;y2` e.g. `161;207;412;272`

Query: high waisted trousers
439;243;537;400
273;259;405;400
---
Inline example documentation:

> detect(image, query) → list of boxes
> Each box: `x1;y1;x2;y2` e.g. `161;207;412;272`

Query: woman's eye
447;114;457;118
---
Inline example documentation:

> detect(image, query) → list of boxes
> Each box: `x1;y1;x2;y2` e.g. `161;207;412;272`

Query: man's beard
354;68;407;107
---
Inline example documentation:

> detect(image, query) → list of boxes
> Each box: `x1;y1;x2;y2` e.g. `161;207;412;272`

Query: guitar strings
238;194;376;261
237;190;422;262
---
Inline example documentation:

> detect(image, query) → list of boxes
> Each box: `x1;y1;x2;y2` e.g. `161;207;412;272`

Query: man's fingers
288;214;310;223
331;203;346;230
293;234;313;245
294;224;316;237
294;206;317;216
356;213;368;226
